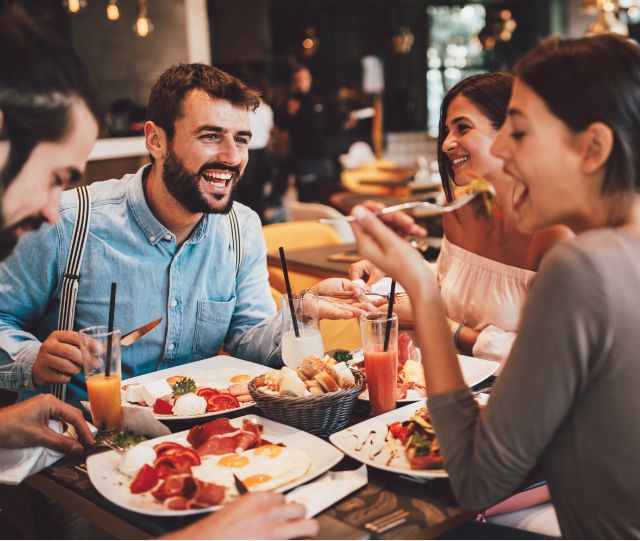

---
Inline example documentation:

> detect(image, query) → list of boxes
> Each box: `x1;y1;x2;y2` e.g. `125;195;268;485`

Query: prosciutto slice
187;418;263;457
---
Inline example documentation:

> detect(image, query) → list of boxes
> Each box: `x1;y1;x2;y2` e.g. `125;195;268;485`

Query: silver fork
319;192;479;224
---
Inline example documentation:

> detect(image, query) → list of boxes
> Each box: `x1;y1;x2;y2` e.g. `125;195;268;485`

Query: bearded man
0;63;364;406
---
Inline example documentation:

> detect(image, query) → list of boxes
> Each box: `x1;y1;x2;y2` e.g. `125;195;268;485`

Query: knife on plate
121;317;162;347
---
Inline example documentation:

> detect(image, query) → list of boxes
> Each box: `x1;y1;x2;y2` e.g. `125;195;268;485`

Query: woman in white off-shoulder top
351;73;571;366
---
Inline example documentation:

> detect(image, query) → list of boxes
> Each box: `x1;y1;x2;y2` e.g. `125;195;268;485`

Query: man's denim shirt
0;165;282;405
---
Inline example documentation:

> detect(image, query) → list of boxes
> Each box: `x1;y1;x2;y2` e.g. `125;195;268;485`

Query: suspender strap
53;185;91;401
227;208;242;277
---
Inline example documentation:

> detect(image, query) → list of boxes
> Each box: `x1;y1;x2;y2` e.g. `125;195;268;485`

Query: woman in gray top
350;34;640;539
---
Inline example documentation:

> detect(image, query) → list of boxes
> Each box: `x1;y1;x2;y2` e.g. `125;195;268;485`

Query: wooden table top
267;243;358;280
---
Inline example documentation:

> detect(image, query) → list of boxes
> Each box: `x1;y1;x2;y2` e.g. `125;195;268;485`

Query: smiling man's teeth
452;156;469;165
202;171;233;190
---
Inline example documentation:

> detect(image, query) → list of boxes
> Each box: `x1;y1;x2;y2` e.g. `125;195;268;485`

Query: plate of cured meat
350;333;498;402
121;356;269;420
87;414;344;516
330;399;447;478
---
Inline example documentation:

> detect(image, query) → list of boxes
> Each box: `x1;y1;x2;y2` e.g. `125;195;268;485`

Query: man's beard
162;143;240;215
0;215;46;261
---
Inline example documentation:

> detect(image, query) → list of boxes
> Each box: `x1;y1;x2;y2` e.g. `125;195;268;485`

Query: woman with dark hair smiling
351;73;570;366
351;33;640;538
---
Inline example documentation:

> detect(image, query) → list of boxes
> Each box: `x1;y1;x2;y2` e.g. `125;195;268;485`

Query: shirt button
171;299;177;307
168;342;175;351
149;235;155;242
164;234;172;240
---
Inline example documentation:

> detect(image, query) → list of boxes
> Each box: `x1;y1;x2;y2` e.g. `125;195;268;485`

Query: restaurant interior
1;0;640;539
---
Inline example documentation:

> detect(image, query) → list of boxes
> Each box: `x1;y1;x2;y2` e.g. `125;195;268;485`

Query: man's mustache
197;163;241;177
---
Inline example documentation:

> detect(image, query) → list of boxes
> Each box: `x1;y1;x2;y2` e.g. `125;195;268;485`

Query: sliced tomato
130;464;158;494
154;441;183;455
196;387;219;399
153;398;174;415
206;393;240;412
154;454;193;479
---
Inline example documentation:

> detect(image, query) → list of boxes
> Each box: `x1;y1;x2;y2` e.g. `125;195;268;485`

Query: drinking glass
360;312;398;416
281;291;324;369
79;325;124;434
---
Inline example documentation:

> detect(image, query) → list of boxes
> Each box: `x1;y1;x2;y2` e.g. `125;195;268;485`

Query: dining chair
263;221;344;292
289;201;355;243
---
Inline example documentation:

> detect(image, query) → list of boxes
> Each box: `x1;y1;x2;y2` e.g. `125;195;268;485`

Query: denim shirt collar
127;164;210;246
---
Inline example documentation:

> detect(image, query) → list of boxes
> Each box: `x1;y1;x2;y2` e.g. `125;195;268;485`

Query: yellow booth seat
263;220;343;292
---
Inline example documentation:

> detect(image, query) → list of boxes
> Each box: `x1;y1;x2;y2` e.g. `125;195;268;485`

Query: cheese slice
140;379;172;407
124;384;144;403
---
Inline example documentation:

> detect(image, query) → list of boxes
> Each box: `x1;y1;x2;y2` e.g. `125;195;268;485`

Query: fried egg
191;445;312;498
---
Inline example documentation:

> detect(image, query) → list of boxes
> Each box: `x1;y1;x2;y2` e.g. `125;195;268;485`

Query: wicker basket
248;370;365;438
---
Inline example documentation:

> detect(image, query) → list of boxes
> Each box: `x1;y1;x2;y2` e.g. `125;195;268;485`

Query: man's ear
0;109;4;133
580;121;614;175
145;120;167;161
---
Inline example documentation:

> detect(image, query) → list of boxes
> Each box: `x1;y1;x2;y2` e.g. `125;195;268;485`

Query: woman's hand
348;259;386;287
310;277;376;319
350;206;437;299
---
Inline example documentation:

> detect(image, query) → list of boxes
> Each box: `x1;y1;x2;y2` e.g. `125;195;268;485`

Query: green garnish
171;376;197;396
332;350;353;363
113;431;147;448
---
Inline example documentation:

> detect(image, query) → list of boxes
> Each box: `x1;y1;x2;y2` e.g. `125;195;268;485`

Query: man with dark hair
0;13;98;259
0;13;98;452
0;62;365;406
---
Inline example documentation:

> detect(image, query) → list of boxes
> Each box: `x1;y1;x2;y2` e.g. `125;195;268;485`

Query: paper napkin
286;465;368;518
0;419;97;485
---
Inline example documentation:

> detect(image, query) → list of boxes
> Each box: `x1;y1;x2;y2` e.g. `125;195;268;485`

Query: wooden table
267;244;357;281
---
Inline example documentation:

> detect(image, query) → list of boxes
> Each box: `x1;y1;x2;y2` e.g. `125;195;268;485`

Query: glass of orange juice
79;325;124;434
360;312;398;416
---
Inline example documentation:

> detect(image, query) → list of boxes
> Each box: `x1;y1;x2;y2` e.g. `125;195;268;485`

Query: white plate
121;356;268;421
352;353;498;402
87;414;344;517
329;399;447;478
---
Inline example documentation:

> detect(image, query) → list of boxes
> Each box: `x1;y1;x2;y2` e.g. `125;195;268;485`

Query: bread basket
248;369;365;438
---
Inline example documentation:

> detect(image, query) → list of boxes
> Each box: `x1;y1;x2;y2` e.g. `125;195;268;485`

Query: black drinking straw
105;282;117;377
279;246;300;337
383;280;396;351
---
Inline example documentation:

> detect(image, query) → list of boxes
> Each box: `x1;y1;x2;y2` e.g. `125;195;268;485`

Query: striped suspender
53;186;91;401
227;208;241;277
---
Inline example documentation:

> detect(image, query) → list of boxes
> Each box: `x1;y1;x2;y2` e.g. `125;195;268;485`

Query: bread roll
299;355;326;379
314;370;339;393
335;363;356;389
279;367;307;397
306;380;324;396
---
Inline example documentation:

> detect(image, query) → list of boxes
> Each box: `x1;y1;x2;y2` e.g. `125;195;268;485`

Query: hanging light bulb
106;0;120;21
64;0;87;14
133;0;154;37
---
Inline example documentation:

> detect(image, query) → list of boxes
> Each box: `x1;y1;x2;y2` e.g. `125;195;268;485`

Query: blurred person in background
277;65;334;203
236;75;274;222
